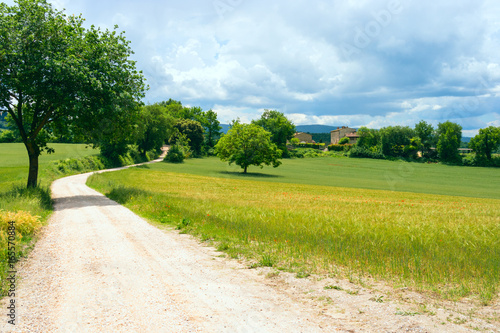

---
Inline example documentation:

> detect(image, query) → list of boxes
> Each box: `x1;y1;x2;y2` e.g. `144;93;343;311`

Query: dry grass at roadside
88;168;500;305
0;210;43;294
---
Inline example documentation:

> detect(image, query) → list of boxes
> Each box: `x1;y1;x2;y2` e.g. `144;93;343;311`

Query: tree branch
30;107;54;139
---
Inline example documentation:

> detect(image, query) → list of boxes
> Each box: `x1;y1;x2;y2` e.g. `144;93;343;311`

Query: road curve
2;157;334;332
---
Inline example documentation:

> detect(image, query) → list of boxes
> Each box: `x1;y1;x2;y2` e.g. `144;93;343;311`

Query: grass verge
87;167;500;305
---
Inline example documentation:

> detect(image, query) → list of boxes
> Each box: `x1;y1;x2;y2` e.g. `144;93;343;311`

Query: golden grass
0;210;43;295
88;168;500;304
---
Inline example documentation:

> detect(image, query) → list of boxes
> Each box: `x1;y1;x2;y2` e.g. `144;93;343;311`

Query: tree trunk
25;142;40;188
244;166;247;174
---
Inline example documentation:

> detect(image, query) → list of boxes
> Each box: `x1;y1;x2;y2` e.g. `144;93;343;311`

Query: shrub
462;154;500;167
328;144;344;152
349;146;385;159
164;144;185;163
338;137;350;145
328;144;353;152
0;130;19;143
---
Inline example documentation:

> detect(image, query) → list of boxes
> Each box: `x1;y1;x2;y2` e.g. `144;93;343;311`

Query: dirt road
2;156;497;332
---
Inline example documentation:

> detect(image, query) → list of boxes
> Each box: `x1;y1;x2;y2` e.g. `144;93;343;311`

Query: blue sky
9;0;500;135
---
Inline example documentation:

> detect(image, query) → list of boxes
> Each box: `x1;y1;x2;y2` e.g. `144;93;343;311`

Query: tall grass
88;168;500;304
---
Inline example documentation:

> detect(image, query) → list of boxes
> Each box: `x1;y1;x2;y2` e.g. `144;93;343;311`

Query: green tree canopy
379;126;416;157
173;119;204;156
355;126;381;149
215;122;282;173
252;110;295;153
0;0;146;187
436;121;462;163
469;126;500;161
137;105;175;156
414;120;436;156
203;109;222;149
156;100;221;152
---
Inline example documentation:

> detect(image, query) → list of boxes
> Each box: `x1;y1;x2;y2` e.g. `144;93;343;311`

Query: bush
338;137;350;145
328;144;353;152
462;154;500;167
52;155;107;175
290;148;328;158
328;144;344;152
349;146;385;159
0;130;19;143
164;144;185;163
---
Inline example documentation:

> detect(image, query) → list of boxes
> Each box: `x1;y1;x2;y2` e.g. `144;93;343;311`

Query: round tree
469;126;500;162
252;110;295;154
215;123;282;173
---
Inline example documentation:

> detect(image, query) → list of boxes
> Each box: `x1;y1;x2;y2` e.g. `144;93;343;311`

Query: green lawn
143;156;500;199
0;143;98;191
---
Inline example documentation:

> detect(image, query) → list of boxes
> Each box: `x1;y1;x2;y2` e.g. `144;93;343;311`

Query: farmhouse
330;126;358;144
293;132;314;143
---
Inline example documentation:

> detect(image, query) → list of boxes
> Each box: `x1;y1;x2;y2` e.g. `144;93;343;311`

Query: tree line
351;121;500;167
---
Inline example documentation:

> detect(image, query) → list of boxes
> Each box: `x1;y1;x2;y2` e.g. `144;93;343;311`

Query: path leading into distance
1;155;333;332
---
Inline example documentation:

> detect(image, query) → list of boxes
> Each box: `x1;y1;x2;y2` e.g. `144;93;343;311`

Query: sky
7;0;500;135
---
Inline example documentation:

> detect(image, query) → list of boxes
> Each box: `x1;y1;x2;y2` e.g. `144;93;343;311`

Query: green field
138;156;500;199
87;157;500;304
0;143;99;191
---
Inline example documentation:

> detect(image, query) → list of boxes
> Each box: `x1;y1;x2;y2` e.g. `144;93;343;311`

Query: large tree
379;125;416;157
355;126;381;149
0;0;146;187
215;122;282;173
414;120;436;157
436;121;462;163
173;119;204;156
469;126;500;161
137;105;175;156
203;109;222;149
252;110;295;154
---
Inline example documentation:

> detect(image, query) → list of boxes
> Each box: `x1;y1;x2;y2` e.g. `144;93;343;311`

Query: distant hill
296;125;344;133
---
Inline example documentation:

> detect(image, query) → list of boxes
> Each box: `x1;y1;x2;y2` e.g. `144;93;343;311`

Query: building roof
330;126;355;133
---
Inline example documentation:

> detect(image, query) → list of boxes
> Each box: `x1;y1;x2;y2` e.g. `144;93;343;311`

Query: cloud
7;0;499;133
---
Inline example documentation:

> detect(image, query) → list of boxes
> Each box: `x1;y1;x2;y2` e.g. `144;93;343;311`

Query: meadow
87;157;500;304
0;143;99;191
